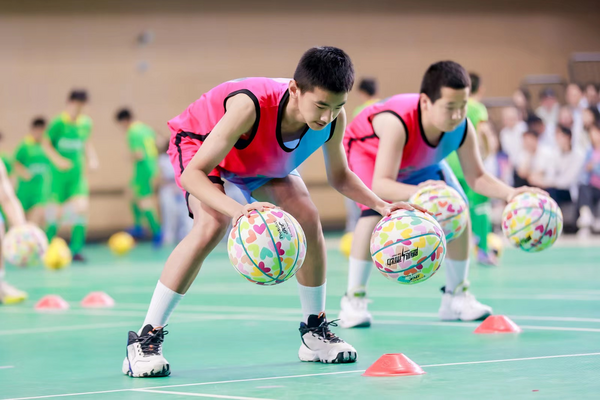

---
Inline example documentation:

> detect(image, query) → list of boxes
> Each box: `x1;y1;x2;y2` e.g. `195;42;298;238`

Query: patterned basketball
502;192;562;252
409;185;468;242
228;209;306;285
370;209;446;285
2;224;48;267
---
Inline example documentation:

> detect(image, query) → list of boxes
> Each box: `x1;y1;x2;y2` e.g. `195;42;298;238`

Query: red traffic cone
81;292;115;308
35;295;69;311
474;315;521;334
363;353;425;377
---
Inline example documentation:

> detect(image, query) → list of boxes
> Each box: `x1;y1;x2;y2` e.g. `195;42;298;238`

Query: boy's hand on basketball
232;202;278;227
507;186;549;202
417;180;446;189
378;202;429;217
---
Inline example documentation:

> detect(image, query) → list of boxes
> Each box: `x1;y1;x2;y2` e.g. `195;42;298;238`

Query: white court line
133;389;274;400
3;312;600;336
28;303;598;325
4;352;600;400
0;366;14;370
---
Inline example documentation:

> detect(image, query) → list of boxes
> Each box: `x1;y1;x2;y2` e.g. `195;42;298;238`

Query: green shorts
51;169;89;204
131;171;157;199
17;186;49;211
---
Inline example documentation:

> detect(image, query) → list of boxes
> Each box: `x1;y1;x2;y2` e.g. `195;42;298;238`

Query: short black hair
293;46;354;94
539;87;556;100
116;108;132;122
69;89;88;102
469;72;481;94
32;117;46;128
523;130;539;139
358;78;377;97
557;125;572;138
420;61;470;103
587;106;600;124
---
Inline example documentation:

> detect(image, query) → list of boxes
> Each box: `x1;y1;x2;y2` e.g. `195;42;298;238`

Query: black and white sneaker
122;324;170;377
298;313;357;364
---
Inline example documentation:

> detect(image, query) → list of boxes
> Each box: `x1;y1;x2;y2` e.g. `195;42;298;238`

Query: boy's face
590;127;600;148
586;85;599;105
566;84;582;107
523;133;538;153
291;82;347;131
68;100;86;116
422;87;469;132
117;120;130;132
31;126;45;140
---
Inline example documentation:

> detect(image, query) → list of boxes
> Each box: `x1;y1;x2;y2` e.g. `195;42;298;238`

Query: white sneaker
338;291;372;328
122;324;170;377
0;281;28;305
298;313;357;364
439;283;492;321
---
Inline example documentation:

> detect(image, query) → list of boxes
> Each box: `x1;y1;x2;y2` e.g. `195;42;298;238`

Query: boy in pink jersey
338;61;545;329
123;47;418;378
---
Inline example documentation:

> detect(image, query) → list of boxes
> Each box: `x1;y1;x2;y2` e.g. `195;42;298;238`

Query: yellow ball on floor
340;232;353;258
43;238;72;270
108;232;135;256
487;232;504;258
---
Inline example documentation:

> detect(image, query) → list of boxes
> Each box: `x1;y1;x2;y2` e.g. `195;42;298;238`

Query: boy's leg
253;175;357;364
438;162;492;321
338;212;379;328
124;184;230;378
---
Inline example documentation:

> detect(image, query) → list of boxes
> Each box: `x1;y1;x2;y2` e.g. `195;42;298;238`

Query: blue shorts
361;161;467;217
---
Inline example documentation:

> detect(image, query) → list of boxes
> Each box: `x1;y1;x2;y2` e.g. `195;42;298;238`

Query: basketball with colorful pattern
502;192;563;252
2;224;48;267
408;185;468;242
228;209;306;285
370;209;446;285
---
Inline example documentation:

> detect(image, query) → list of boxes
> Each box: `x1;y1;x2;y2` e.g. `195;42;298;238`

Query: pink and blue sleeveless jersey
344;93;467;184
167;77;337;194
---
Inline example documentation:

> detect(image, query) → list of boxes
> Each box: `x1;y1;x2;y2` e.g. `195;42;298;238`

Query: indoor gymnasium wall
1;0;599;232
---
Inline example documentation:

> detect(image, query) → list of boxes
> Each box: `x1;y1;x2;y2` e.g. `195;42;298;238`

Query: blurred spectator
581;83;599;111
529;126;585;206
577;120;600;235
499;106;527;166
352;77;379;117
512;86;535;121
514;130;553;187
535;87;559;129
580;106;600;151
527;115;552;148
565;83;585;147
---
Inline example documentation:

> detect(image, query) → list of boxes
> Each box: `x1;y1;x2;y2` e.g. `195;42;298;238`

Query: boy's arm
323;109;418;216
42;122;73;171
459;120;546;201
0;162;26;227
85;141;99;171
181;94;275;223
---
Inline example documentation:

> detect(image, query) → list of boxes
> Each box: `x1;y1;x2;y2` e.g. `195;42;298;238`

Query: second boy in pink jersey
122;47;419;378
339;61;544;328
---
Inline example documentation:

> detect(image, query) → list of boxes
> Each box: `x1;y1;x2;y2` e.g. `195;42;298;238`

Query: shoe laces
136;326;168;356
304;319;343;343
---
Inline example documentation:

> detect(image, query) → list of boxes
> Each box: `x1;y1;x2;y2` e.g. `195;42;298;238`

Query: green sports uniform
127;122;158;198
446;98;492;252
46;112;93;204
1;152;13;175
14;136;52;211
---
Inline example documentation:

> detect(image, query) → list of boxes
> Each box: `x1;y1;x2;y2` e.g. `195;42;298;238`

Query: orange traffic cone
35;295;69;311
81;292;115;308
474;315;521;334
362;353;425;377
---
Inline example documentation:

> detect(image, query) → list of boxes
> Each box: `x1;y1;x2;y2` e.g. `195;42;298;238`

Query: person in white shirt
529;126;586;205
499;106;527;166
535;87;559;128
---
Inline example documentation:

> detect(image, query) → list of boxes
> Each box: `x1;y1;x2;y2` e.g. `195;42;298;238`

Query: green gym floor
1;235;599;400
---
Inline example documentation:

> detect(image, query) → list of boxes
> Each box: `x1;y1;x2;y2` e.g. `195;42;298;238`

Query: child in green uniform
42;90;99;262
13;118;52;227
116;108;162;246
446;73;497;266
